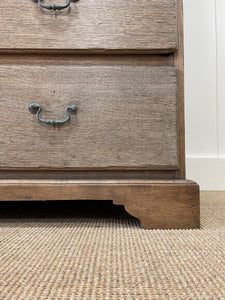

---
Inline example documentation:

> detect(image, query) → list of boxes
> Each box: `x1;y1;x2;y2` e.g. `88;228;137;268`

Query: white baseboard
186;157;225;190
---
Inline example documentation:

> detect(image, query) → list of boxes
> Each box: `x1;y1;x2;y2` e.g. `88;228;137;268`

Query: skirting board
186;157;225;190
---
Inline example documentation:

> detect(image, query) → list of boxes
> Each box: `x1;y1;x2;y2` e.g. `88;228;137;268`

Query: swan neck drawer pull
29;102;78;126
36;0;78;11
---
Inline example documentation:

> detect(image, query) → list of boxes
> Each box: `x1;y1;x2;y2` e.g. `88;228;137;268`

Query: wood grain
0;179;200;229
0;0;177;52
0;65;178;170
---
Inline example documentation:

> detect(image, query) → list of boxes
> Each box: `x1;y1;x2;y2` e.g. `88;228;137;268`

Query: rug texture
0;191;224;300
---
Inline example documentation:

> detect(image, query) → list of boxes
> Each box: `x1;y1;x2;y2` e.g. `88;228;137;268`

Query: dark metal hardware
36;0;78;11
29;102;78;126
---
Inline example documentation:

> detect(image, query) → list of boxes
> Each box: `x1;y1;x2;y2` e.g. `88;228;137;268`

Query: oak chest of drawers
0;0;200;229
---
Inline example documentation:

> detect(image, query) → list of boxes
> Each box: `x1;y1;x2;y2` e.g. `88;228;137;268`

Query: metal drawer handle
29;102;78;126
37;0;78;11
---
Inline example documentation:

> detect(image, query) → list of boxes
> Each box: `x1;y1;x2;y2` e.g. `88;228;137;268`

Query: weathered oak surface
0;0;177;52
0;65;178;170
0;0;200;229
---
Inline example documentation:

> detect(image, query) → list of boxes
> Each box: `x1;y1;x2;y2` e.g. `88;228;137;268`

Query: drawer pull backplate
29;102;78;126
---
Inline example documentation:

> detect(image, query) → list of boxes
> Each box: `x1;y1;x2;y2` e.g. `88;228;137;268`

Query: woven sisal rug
0;191;224;299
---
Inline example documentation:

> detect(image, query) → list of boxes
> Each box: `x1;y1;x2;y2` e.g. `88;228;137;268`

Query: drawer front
0;0;177;52
0;65;178;170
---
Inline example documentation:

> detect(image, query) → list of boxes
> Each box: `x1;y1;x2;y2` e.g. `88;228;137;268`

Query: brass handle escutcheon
29;102;78;126
36;0;78;11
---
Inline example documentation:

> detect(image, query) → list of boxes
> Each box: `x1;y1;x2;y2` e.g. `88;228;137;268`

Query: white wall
184;0;225;190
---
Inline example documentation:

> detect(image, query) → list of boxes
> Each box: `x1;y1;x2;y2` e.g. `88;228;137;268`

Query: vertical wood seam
174;0;185;179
